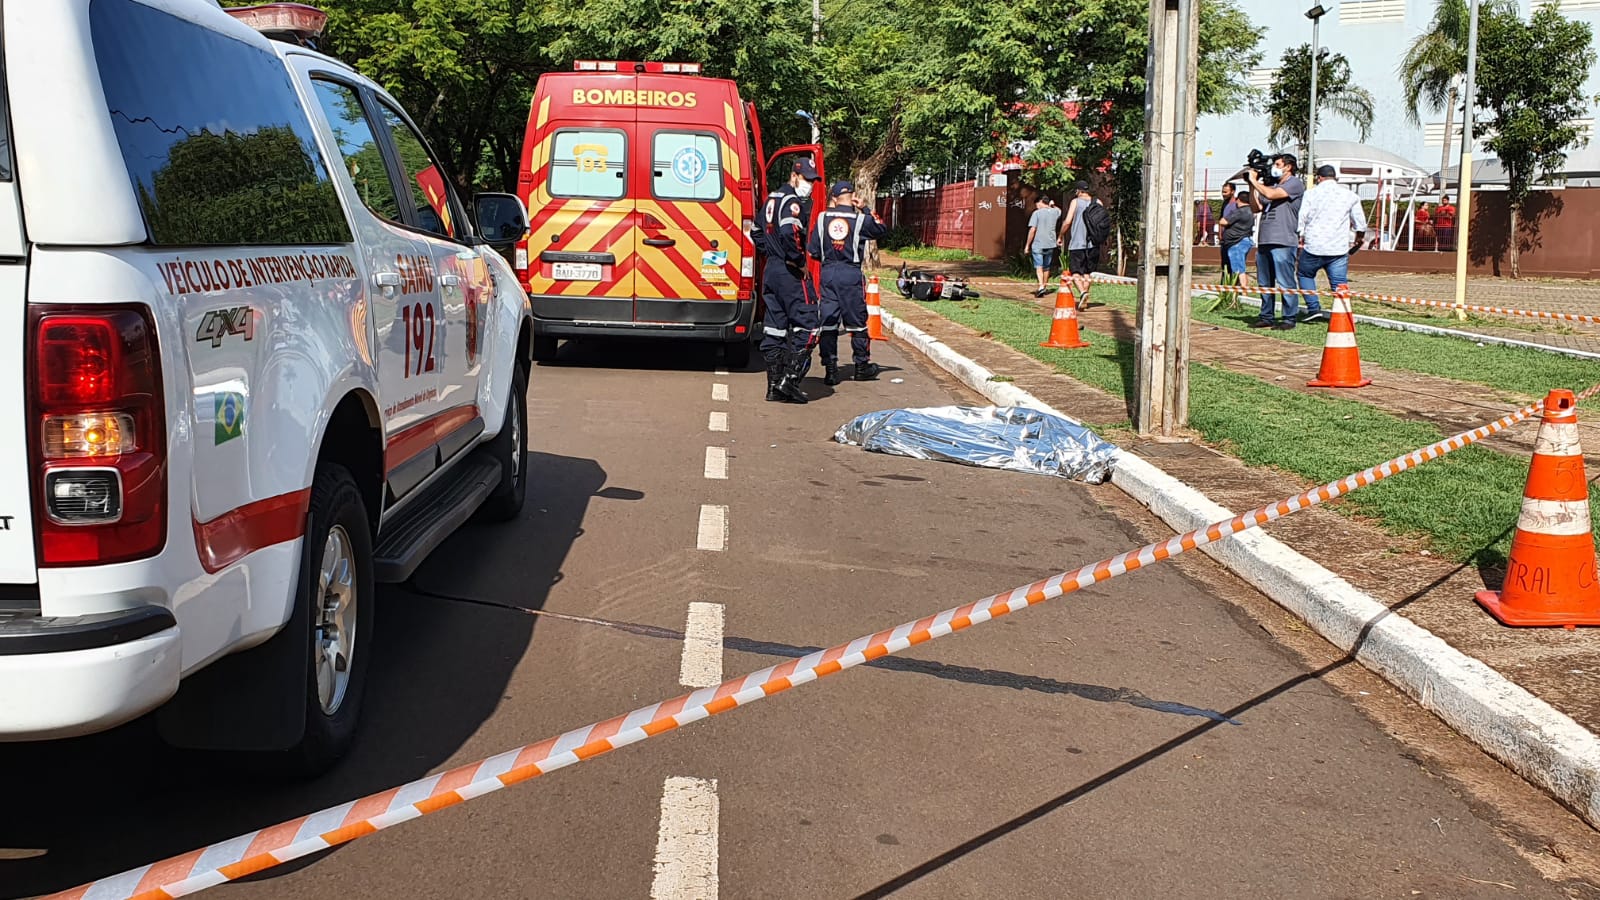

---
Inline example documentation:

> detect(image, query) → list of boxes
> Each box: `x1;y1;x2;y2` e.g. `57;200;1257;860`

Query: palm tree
1398;0;1516;188
1266;45;1374;152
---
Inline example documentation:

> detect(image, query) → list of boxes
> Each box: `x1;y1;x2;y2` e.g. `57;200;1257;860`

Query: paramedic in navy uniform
809;181;889;383
751;159;821;403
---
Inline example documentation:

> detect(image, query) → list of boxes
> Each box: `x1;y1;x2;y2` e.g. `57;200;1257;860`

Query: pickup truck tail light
28;307;167;566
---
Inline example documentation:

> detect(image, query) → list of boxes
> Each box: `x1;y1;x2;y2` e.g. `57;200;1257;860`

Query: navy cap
830;181;855;197
792;159;819;180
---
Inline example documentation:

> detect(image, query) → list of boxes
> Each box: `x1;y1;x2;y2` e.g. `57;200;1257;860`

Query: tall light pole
1305;4;1328;174
796;110;820;145
1452;0;1481;321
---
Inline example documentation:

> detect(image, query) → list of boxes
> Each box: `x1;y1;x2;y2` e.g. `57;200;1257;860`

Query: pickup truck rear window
90;0;351;247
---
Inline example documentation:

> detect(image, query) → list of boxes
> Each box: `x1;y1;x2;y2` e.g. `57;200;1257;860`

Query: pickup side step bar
374;452;501;583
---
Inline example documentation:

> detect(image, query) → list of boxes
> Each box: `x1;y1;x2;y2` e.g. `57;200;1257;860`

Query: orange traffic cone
865;275;888;341
1040;281;1090;349
1307;285;1371;388
1476;389;1600;627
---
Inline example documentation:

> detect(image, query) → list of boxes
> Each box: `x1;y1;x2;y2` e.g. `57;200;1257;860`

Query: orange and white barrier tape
1185;279;1600;326
53;383;1600;900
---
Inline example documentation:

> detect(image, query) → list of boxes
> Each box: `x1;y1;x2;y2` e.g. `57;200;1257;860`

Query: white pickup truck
0;0;535;773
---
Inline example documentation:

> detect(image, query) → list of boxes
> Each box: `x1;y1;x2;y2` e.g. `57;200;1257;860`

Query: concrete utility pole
1136;0;1200;436
1452;0;1481;321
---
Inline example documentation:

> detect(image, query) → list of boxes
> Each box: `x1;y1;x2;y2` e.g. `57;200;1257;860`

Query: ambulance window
89;0;350;247
549;130;627;200
310;80;404;225
652;132;723;202
377;103;462;241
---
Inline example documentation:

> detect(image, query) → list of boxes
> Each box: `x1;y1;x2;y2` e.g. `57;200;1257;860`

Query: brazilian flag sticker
215;392;245;445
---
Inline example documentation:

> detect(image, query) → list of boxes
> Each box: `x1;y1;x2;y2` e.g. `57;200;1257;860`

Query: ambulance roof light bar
572;61;703;75
222;2;328;49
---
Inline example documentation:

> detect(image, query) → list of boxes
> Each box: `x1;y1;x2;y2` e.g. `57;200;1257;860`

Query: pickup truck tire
723;336;752;369
476;365;528;522
284;462;375;776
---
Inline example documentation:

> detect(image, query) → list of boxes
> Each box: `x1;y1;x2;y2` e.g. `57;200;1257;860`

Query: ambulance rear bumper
531;295;756;342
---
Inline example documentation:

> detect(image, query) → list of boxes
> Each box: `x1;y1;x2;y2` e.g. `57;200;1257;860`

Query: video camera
1245;149;1279;187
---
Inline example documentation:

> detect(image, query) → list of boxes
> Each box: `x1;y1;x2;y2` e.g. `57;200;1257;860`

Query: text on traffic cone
1307;286;1371;388
1476;389;1600;627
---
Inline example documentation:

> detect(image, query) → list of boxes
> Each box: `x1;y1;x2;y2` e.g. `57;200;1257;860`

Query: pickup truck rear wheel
284;463;374;775
477;364;528;522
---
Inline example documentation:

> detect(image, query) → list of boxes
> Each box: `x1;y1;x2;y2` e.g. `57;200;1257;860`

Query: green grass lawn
1075;283;1600;412
889;245;987;262
921;293;1598;566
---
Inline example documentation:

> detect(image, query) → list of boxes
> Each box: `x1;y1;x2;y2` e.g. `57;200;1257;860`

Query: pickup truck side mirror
474;193;529;249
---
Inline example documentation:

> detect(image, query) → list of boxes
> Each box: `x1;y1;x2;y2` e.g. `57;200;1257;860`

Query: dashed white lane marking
650;777;719;900
714;367;730;376
708;411;729;432
697;505;727;551
711;383;729;402
704;446;728;480
679;602;725;688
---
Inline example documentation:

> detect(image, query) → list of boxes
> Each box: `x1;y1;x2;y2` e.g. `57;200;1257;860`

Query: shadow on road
0;451;606;899
847;559;1467;899
538;335;759;374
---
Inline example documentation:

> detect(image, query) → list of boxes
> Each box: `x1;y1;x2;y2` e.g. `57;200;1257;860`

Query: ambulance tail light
738;218;756;299
28;307;167;566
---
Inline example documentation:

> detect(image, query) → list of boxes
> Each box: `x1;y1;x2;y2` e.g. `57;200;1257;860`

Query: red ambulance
515;60;822;366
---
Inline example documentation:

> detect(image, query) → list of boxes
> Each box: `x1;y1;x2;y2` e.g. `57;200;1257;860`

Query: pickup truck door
368;99;490;471
298;64;445;502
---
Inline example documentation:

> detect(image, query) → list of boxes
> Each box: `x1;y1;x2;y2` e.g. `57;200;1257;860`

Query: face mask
795;180;813;198
1271;166;1285;179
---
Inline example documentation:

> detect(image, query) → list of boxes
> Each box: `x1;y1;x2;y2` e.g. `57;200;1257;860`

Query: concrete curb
881;307;1600;832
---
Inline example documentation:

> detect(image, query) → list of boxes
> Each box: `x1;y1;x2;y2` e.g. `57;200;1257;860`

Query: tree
1266;44;1374;152
1475;3;1596;278
1398;0;1517;189
809;0;1262;270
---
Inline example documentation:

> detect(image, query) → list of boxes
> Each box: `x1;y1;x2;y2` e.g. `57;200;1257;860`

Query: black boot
824;362;841;386
853;360;882;381
765;358;782;402
775;351;809;404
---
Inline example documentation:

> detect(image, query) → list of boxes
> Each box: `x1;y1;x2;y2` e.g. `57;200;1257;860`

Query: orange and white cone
1476;389;1600;627
1040;281;1090;349
1307;285;1371;388
865;275;888;341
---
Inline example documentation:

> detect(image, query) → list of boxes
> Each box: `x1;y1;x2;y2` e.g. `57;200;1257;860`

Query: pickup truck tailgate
0;184;34;588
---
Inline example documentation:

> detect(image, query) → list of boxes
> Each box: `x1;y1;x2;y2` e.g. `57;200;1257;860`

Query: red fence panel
896;182;975;251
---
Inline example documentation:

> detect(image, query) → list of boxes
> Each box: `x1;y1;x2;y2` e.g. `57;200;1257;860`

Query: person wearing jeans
1296;165;1366;305
1246;153;1312;330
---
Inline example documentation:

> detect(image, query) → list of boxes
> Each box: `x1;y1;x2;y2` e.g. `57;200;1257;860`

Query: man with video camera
1246;151;1320;329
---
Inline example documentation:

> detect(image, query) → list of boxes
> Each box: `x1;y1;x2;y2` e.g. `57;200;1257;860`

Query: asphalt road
2;335;1593;899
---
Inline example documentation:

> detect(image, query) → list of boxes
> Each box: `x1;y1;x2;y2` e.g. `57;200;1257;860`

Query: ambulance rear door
632;78;744;325
523;75;636;325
